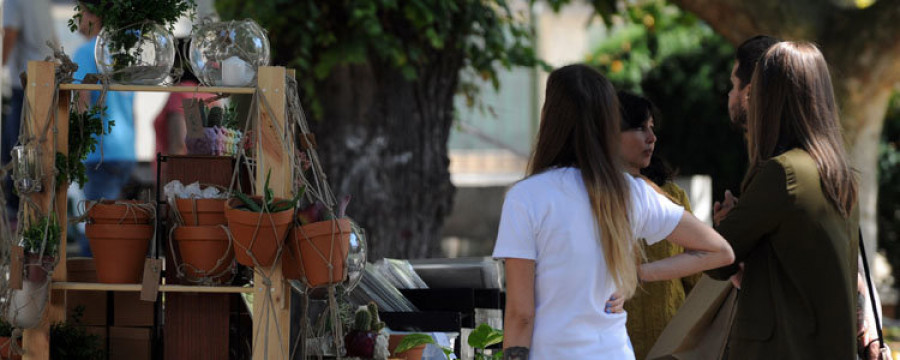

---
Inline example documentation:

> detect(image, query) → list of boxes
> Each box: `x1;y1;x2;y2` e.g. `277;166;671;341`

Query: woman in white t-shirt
493;64;734;360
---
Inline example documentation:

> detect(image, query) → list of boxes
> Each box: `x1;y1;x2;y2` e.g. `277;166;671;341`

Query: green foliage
468;323;504;360
587;0;709;92
393;323;502;360
215;0;549;118
394;333;437;354
878;91;900;289
68;0;195;70
50;306;104;360
232;170;302;213
56;104;113;187
22;214;61;256
586;0;746;197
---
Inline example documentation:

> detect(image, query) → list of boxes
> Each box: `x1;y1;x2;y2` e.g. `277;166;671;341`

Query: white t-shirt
492;167;684;359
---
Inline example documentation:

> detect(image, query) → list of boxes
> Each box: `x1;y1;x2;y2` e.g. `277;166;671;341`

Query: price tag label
140;258;162;302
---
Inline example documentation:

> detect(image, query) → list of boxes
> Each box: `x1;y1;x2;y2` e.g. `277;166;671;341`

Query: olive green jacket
706;149;858;360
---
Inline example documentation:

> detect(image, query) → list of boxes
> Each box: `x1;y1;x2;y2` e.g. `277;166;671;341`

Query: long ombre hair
747;42;857;217
528;64;640;298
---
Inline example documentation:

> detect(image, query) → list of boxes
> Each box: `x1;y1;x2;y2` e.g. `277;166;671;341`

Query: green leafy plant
50;306;104;360
231;169;303;213
215;0;552;119
56;103;113;187
68;0;196;71
22;214;61;256
394;323;503;360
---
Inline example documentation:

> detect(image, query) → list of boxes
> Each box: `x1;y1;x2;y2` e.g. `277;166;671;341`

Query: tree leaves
215;0;548;119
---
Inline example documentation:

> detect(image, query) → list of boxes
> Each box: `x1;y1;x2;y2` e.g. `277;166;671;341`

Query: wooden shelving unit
20;61;295;360
51;282;253;294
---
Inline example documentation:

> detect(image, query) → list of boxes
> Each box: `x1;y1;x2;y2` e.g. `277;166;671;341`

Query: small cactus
367;302;380;331
353;307;372;331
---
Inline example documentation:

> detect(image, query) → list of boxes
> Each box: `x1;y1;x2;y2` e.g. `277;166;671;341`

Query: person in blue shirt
71;1;137;255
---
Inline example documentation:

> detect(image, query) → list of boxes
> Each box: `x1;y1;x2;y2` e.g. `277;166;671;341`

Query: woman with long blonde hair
494;64;733;359
707;42;859;359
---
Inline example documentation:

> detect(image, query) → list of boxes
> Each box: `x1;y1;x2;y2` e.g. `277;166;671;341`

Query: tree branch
669;0;834;45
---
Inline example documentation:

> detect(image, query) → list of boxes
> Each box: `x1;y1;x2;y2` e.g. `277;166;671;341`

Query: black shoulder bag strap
859;229;886;351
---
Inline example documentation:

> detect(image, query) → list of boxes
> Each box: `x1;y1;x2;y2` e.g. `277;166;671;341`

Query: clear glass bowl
344;219;367;293
95;23;176;85
188;20;270;87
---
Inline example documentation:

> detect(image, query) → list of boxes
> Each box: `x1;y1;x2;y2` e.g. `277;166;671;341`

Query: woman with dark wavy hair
494;64;733;359
617;91;700;360
707;42;859;359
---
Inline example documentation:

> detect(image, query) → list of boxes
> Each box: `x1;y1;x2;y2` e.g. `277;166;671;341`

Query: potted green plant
7;215;61;329
68;0;196;84
224;170;298;267
20;214;61;283
394;323;504;360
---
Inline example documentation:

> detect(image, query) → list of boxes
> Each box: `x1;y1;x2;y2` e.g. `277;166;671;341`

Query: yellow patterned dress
625;181;699;360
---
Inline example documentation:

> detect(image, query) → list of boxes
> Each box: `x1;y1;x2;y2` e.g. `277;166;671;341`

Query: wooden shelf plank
58;83;256;94
52;282;252;294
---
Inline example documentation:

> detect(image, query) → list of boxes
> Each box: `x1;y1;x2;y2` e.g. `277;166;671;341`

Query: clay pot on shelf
86;223;152;283
87;200;153;224
173;198;227;226
173;225;234;284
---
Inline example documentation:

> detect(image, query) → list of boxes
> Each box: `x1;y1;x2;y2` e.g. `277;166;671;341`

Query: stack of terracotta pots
86;200;154;283
172;196;234;284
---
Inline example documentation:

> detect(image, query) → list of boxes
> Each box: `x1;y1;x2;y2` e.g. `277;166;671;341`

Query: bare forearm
640;249;730;282
502;314;533;349
647;211;735;282
3;29;19;66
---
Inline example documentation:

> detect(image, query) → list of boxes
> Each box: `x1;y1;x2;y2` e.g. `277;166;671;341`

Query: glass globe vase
344;220;367;293
188;20;270;87
95;22;176;85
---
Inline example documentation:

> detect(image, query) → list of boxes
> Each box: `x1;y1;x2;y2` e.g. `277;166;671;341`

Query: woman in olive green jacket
706;42;859;359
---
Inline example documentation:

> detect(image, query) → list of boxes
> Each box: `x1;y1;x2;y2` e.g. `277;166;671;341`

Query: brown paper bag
646;275;737;360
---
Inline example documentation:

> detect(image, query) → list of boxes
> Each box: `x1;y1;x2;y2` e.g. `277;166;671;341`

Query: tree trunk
310;53;463;261
671;0;900;257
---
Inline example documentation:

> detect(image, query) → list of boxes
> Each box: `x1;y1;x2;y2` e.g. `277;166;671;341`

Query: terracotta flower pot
88;200;153;224
283;219;350;287
174;225;234;283
0;336;22;360
388;334;427;360
173;198;227;226
86;223;152;283
224;197;293;267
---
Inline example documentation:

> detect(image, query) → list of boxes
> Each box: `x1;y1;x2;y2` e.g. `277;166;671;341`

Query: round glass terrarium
11;144;42;194
344;220;367;293
95;22;176;85
188;20;270;87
